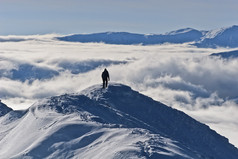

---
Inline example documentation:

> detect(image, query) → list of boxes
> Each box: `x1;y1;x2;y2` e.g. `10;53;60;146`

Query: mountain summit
194;25;238;48
0;83;237;158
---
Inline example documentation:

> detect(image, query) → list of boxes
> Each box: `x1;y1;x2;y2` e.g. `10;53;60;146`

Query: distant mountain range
57;25;238;48
0;84;238;158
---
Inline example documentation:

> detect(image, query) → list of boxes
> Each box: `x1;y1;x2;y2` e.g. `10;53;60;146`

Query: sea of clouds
0;35;237;147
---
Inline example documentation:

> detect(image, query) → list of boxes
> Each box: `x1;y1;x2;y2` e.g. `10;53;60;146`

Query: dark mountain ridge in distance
0;101;12;117
57;25;238;48
210;50;238;59
57;28;203;45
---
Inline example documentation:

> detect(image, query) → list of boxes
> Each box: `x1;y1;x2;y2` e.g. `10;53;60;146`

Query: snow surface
165;28;197;35
57;29;203;45
2;25;238;48
194;25;238;48
202;26;238;39
0;83;237;159
57;25;238;48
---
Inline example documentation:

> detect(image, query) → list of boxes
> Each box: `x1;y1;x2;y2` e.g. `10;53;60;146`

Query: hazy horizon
0;0;237;35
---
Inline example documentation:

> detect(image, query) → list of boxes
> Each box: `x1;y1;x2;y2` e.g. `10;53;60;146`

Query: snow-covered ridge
194;25;238;48
202;27;226;39
1;25;238;48
0;83;238;158
56;25;238;48
203;25;238;39
57;29;203;45
165;28;196;35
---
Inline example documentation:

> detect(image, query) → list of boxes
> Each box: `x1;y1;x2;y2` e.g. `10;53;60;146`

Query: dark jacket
102;69;109;80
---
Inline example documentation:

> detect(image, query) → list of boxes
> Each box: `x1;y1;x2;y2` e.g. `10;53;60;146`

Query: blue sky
0;0;237;35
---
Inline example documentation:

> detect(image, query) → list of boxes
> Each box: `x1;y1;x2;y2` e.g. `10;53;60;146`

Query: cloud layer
0;36;237;146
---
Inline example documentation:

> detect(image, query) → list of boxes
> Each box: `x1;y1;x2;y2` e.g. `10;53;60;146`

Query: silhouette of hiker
101;68;110;88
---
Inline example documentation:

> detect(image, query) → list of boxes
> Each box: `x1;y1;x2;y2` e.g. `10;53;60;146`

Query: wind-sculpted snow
0;38;238;147
0;84;237;158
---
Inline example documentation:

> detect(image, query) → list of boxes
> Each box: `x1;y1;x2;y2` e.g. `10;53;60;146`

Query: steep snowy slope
0;84;237;158
194;25;238;48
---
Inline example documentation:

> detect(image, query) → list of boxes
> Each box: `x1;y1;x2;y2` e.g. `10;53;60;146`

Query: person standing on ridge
101;68;110;88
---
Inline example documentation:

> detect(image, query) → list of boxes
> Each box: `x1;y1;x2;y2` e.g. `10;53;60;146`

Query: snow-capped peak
56;25;238;48
0;83;238;158
202;25;238;39
165;28;197;35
